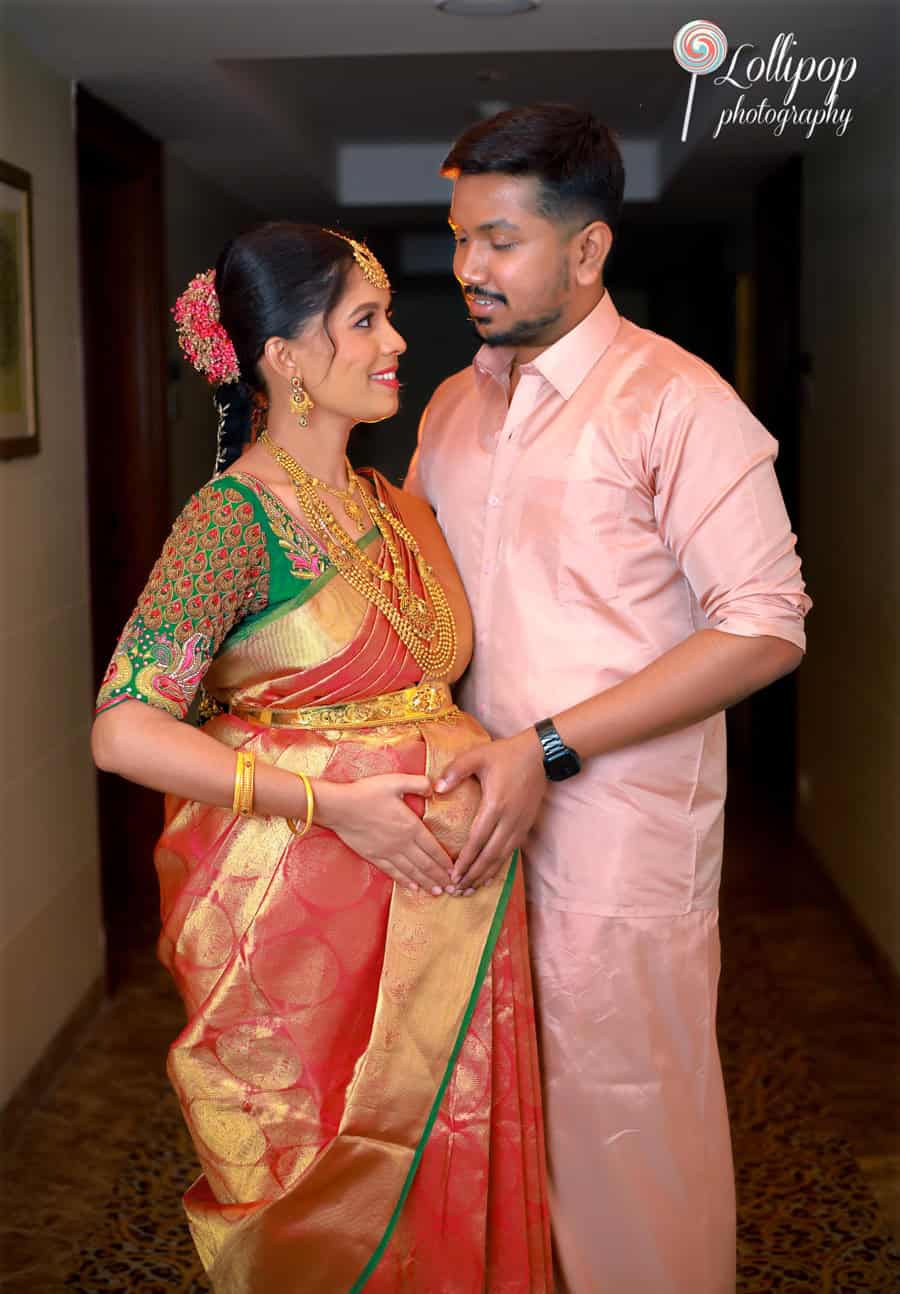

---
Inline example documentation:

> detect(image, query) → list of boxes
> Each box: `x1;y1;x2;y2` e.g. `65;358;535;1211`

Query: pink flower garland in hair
172;269;240;385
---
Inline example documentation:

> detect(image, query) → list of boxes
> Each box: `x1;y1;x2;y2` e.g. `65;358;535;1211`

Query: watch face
546;749;582;781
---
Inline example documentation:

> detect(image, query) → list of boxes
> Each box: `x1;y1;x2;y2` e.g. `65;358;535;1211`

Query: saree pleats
152;475;551;1291
373;867;552;1294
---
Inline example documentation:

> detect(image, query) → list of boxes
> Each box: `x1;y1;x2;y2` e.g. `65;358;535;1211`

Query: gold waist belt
228;681;458;730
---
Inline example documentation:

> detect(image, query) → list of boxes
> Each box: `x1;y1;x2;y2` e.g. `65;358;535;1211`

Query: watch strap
535;717;569;764
534;719;582;781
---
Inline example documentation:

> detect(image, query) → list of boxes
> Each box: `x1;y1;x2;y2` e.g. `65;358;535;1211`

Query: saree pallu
154;475;552;1293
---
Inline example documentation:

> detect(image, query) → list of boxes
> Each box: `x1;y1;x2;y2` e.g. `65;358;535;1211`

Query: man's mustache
463;288;508;306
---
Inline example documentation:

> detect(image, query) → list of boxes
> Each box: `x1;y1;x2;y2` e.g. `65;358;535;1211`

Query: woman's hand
434;729;546;892
314;775;454;896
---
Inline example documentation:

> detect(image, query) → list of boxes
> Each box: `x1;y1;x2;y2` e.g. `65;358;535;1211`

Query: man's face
449;173;575;349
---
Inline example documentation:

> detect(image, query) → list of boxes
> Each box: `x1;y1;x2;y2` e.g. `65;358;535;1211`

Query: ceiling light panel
435;1;541;16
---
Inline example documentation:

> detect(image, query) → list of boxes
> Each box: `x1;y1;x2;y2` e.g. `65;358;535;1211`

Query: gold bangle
232;751;256;817
286;771;315;839
237;751;255;816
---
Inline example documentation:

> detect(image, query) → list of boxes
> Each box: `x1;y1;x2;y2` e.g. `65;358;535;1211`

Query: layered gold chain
258;431;457;677
304;456;367;531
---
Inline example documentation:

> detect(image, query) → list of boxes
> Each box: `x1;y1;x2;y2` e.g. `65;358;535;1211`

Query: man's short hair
442;103;625;234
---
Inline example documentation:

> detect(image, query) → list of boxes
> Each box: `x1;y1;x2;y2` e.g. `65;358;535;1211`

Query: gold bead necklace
259;431;457;677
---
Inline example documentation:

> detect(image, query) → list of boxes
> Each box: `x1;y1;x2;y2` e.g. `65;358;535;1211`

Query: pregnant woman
91;222;551;1293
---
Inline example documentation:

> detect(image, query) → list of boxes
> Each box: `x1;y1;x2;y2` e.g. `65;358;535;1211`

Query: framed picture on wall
0;161;39;460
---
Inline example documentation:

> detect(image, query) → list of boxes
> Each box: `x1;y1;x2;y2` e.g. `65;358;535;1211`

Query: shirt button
488;495;500;507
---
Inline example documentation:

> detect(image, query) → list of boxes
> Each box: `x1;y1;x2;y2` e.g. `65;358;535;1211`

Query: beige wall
164;154;260;514
0;48;260;1105
0;33;104;1102
797;71;899;973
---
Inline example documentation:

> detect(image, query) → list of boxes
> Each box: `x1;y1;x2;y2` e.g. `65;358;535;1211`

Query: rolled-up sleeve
652;388;812;650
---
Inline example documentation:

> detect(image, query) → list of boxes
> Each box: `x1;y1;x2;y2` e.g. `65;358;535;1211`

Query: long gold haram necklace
259;431;457;677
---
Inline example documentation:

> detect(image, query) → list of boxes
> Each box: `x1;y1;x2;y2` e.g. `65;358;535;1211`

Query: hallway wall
797;68;899;974
164;156;260;513
0;33;104;1103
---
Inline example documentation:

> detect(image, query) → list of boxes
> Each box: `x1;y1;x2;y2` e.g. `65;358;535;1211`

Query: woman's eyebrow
348;300;382;317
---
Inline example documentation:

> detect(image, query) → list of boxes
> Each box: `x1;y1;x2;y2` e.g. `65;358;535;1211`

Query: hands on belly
434;729;547;893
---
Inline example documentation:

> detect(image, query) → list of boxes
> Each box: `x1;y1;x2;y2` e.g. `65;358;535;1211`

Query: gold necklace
304;458;367;532
258;431;457;677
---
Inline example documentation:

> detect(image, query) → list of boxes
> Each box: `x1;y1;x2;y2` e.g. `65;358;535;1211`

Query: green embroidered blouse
95;473;375;720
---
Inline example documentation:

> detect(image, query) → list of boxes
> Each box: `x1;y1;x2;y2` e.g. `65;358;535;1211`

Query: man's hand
435;728;546;892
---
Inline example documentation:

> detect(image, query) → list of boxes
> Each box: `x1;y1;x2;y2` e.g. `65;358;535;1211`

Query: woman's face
297;263;407;426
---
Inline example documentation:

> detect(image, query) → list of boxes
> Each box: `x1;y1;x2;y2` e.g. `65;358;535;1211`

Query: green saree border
222;525;380;650
217;469;381;651
348;850;520;1294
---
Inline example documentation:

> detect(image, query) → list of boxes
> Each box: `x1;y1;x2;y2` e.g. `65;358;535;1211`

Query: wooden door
78;87;170;988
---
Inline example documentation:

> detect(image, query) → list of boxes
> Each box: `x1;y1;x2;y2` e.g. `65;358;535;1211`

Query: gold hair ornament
325;229;391;291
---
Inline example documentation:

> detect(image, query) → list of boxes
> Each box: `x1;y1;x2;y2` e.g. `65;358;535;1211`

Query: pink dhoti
528;902;736;1294
407;287;810;1292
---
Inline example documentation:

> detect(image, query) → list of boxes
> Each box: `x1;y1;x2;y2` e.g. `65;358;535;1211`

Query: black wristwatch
534;718;582;782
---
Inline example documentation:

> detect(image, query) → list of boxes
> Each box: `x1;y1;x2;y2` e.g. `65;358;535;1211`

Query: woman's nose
388;323;407;355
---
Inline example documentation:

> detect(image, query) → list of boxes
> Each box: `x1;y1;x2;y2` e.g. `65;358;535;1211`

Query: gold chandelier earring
290;375;315;428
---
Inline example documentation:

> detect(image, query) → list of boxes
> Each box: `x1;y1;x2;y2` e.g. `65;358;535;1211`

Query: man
407;104;811;1292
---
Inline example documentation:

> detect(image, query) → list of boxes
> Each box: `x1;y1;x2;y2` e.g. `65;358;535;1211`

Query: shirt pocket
555;478;629;604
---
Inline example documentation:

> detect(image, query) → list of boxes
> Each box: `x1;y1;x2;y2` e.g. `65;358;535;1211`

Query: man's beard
464;263;568;347
473;306;564;348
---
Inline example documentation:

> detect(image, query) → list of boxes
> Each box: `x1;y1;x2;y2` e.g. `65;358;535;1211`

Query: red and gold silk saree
118;470;551;1293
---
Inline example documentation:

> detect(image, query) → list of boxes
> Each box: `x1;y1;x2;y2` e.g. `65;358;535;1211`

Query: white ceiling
3;0;896;220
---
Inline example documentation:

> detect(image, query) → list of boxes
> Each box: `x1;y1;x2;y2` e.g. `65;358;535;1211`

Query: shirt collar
473;291;620;400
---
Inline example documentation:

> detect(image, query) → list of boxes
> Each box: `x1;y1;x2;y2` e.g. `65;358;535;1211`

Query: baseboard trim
1;973;107;1148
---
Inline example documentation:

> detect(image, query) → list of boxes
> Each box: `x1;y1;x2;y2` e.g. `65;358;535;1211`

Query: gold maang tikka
325;229;391;291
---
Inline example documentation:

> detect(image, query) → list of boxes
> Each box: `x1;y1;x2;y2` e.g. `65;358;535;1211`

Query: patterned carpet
2;787;898;1292
721;917;898;1293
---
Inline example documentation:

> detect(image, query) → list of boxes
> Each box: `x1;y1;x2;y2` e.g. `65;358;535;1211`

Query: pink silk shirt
408;290;810;919
408;291;811;1293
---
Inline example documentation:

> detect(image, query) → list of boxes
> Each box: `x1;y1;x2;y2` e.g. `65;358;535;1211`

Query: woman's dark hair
212;222;355;471
441;103;625;235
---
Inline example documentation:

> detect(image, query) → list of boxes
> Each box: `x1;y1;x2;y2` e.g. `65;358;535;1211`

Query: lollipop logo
673;21;858;144
673;20;729;141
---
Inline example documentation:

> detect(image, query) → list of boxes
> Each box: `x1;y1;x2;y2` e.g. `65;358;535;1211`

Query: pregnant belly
202;707;490;864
